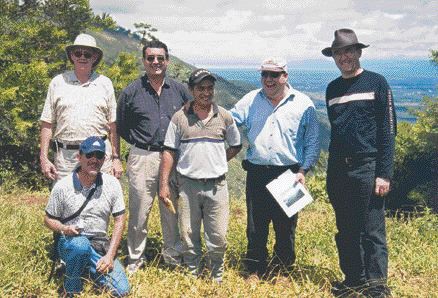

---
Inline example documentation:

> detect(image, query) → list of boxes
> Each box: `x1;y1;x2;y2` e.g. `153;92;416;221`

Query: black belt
51;135;107;151
242;160;300;173
135;143;163;152
181;174;226;183
331;153;376;166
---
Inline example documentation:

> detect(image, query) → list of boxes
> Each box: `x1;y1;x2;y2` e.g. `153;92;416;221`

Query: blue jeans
58;235;130;296
327;156;388;287
245;164;299;275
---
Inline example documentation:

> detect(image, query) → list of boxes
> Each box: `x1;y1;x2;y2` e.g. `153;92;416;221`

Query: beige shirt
40;70;116;143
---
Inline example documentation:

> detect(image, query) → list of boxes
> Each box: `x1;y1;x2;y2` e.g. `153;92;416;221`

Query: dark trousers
327;156;388;287
244;162;299;275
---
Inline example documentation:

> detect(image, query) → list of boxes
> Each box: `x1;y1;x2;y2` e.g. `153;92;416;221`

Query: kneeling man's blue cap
80;136;106;154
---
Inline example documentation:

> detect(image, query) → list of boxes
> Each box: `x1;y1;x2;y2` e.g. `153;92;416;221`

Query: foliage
0;0;92;189
134;22;158;45
0;1;135;190
431;50;438;65
0;191;436;297
388;97;438;211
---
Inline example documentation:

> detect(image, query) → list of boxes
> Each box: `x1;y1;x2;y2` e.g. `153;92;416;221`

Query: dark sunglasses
145;55;166;63
261;71;283;79
85;151;105;160
73;49;94;59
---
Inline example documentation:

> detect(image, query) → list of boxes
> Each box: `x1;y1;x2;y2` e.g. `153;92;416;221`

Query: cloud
90;0;438;65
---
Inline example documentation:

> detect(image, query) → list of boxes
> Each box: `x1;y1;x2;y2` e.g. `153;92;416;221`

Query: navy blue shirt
326;70;397;178
117;75;191;147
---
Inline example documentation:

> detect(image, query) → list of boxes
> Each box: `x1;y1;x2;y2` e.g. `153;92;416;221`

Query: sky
90;0;438;67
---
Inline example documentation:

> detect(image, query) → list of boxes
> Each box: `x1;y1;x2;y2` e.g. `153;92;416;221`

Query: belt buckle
344;157;353;165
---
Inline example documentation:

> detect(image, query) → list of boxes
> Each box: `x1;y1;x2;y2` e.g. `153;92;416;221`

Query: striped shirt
45;171;125;238
326;70;397;178
164;102;241;179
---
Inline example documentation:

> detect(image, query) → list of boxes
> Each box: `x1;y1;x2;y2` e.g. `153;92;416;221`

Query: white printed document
266;169;313;217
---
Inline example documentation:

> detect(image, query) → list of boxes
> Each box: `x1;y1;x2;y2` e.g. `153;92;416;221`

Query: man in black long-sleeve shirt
322;29;396;298
117;40;191;274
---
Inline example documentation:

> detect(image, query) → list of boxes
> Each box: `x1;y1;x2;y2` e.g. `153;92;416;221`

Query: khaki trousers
126;146;182;265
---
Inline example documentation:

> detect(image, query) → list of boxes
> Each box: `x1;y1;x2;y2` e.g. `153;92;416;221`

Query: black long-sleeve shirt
117;75;191;147
326;70;397;179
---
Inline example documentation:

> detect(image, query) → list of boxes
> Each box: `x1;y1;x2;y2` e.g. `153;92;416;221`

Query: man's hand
112;158;123;179
41;157;58;180
375;177;390;197
295;172;306;186
96;254;114;274
159;184;172;208
61;225;80;236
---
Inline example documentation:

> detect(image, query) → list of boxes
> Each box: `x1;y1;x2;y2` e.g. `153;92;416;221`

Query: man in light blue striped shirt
230;57;319;277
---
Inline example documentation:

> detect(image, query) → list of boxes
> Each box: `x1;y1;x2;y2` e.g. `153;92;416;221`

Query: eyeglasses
73;49;94;59
333;46;356;58
261;71;283;79
85;151;105;160
145;55;166;63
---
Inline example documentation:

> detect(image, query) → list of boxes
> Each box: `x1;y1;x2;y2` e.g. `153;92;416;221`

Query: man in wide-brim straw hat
322;28;396;298
40;33;123;183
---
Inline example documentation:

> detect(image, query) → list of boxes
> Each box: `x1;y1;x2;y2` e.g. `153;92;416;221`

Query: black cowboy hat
322;28;369;57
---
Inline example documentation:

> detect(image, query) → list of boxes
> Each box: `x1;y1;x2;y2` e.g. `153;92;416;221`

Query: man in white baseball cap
230;57;319;278
40;33;123;183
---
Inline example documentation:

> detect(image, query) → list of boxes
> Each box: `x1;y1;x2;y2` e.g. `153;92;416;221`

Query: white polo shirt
40;70;116;143
45;171;125;238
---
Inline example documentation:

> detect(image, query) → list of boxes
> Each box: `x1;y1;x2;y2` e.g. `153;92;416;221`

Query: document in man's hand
266;169;313;217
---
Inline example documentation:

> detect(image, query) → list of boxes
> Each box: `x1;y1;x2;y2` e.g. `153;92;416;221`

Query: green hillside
93;28;332;150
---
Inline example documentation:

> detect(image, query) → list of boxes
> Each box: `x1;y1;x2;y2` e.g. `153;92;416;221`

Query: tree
133;22;158;46
388;93;438;211
0;0;110;189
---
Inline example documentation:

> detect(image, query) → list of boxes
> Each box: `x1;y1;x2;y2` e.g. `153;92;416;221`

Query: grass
0;187;437;297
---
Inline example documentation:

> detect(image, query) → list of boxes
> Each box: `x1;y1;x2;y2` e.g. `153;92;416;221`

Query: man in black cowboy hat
322;29;396;297
40;33;123;182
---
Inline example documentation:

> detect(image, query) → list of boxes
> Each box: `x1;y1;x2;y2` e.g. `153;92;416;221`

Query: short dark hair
142;40;169;59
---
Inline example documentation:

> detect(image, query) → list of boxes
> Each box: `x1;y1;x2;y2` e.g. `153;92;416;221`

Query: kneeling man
159;69;241;282
44;136;129;296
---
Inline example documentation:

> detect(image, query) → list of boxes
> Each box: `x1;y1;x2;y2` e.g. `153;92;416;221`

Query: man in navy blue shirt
322;29;396;298
117;40;191;274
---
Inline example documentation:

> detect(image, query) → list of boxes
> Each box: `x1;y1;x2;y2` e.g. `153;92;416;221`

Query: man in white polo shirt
40;33;122;182
44;136;129;296
159;69;241;282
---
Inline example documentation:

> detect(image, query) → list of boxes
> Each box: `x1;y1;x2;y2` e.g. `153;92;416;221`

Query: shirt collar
65;70;98;86
185;101;219;116
259;83;296;106
143;74;170;89
72;167;103;191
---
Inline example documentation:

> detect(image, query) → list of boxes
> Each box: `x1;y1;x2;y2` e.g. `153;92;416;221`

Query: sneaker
212;276;223;284
245;273;260;284
363;285;392;298
126;258;145;275
331;280;368;297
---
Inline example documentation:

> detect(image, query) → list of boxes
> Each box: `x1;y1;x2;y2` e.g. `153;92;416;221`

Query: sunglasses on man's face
73;49;94;59
261;71;283;79
145;55;166;63
85;151;105;160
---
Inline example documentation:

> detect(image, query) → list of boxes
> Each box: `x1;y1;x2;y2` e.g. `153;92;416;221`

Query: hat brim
65;45;103;68
190;74;216;87
322;43;369;57
259;66;287;72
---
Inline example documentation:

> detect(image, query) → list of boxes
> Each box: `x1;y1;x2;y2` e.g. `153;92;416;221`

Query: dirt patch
20;194;47;205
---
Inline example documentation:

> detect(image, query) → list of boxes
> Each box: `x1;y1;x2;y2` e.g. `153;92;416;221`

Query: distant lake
211;59;438;122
